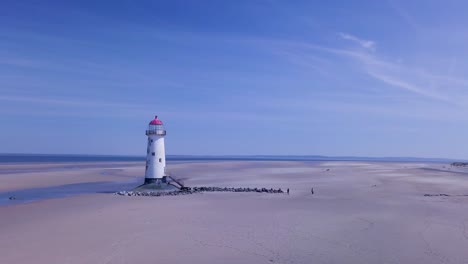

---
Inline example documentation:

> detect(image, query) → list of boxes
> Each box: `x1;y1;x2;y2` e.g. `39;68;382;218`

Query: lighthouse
144;116;167;184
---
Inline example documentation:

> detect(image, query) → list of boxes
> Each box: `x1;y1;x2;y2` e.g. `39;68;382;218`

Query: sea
0;153;460;163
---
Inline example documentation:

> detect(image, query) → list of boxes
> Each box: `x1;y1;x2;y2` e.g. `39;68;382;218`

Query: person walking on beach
287;188;289;195
311;188;314;195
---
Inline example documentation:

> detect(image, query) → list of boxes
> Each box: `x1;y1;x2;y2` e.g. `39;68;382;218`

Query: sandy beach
1;160;468;264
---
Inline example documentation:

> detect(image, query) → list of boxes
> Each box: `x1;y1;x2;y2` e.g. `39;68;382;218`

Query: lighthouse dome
149;116;163;125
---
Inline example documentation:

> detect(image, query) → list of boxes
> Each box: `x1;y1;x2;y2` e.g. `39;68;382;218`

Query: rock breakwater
115;187;284;197
424;193;468;197
451;162;468;167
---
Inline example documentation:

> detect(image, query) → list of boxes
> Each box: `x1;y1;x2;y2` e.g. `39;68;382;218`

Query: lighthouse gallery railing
145;130;166;136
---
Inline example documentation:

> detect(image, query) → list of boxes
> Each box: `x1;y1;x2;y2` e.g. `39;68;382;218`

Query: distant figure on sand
287;188;289;195
311;188;314;195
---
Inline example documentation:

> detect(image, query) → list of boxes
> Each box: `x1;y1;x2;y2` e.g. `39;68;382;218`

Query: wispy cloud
365;71;451;103
387;0;421;31
0;94;155;118
0;94;289;123
240;33;468;124
0;95;145;109
338;32;376;51
1;15;466;122
272;37;468;105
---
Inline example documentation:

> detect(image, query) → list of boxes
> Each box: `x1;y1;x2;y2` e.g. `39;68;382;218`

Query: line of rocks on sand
424;193;468;197
115;187;284;197
451;162;468;167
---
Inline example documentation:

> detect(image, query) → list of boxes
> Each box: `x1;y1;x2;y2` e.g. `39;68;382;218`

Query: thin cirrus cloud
0;94;279;122
236;30;468;125
273;34;468;107
338;32;376;51
0;8;465;120
386;0;421;31
3;26;466;109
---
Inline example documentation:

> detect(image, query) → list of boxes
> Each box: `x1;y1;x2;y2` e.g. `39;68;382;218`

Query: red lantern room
146;116;166;136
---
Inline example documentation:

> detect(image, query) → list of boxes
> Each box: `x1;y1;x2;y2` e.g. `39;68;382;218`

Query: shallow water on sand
0;178;141;206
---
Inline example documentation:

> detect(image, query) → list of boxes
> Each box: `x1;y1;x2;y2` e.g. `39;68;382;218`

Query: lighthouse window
152;152;155;156
159;158;162;162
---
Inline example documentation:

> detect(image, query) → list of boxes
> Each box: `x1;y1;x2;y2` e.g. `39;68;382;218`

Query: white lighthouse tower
144;116;167;184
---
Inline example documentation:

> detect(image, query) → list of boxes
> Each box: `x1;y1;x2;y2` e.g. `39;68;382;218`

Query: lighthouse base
143;177;167;185
136;176;178;192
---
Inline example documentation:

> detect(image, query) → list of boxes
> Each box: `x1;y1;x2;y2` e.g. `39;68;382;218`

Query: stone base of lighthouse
135;176;179;192
143;176;168;185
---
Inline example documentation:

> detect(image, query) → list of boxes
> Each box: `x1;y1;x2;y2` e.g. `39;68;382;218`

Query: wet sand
1;161;468;263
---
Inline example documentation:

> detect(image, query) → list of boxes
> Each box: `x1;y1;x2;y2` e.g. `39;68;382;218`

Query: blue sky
1;0;468;158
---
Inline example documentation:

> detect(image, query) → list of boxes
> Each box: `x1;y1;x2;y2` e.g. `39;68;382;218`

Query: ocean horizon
0;153;462;163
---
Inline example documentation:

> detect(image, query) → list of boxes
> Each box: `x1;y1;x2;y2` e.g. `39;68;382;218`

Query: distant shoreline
0;153;462;164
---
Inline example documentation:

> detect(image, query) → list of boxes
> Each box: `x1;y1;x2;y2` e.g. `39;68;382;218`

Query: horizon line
0;152;464;161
